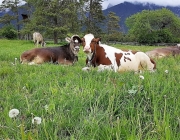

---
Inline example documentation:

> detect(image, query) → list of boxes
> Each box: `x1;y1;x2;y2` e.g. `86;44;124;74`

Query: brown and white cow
146;45;180;59
33;32;46;47
81;33;156;72
20;35;82;65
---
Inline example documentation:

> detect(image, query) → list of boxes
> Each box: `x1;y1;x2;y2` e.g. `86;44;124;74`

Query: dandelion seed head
9;109;19;118
165;70;168;73
128;89;137;94
139;75;144;80
44;105;48;111
22;86;26;90
32;117;42;125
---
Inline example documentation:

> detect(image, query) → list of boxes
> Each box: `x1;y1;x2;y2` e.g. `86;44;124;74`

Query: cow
81;33;156;73
20;35;82;65
146;45;180;59
33;32;46;47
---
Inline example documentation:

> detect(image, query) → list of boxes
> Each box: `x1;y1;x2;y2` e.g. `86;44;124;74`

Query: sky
102;0;180;9
0;0;180;10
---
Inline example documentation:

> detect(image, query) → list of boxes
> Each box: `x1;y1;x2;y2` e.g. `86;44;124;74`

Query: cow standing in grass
20;35;82;65
33;32;46;47
81;33;156;73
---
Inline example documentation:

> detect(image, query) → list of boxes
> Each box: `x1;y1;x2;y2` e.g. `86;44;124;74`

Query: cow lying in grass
20;35;82;65
81;33;156;73
146;45;180;59
33;32;46;47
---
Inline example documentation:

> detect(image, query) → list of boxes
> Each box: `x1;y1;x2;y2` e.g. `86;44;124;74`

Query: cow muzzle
83;46;91;53
74;46;80;52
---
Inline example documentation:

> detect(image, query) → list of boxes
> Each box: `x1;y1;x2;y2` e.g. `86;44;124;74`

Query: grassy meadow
0;39;180;140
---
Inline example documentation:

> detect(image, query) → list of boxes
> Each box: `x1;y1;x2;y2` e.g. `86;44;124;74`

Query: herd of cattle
20;32;180;73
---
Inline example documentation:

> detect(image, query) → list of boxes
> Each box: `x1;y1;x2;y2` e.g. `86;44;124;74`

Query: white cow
33;32;46;47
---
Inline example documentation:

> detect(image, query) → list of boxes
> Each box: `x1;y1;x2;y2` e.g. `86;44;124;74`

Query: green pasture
0;39;180;140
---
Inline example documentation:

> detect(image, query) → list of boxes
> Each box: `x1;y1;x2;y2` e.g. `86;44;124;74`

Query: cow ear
96;38;101;44
65;37;71;43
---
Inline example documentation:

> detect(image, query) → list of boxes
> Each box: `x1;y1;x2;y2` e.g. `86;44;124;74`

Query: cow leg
27;56;44;65
57;59;73;65
28;62;37;65
97;64;114;72
82;67;91;71
36;41;39;47
33;39;36;45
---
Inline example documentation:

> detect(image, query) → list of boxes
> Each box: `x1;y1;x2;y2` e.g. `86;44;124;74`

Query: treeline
0;0;180;44
126;8;180;44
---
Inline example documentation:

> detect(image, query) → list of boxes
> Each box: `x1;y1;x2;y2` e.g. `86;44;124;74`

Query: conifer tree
24;0;82;43
106;11;121;42
83;0;105;36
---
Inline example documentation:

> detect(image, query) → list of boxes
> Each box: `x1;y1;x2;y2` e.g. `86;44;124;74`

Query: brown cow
146;45;180;59
20;35;82;65
81;33;156;73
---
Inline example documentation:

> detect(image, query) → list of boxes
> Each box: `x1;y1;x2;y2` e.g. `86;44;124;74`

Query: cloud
0;0;25;6
102;0;180;10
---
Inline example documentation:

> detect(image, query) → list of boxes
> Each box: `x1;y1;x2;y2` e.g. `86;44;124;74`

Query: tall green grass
0;39;180;140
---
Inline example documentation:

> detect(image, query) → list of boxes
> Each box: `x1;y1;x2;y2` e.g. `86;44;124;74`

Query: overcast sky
0;0;180;10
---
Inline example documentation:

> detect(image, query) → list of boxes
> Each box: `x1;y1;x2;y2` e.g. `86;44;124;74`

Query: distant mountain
0;4;30;28
103;2;180;33
107;3;114;9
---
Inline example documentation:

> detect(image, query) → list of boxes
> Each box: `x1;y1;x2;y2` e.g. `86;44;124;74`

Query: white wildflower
9;109;20;118
139;75;144;80
22;86;26;90
32;117;42;125
128;89;137;94
165;70;168;74
44;105;48;111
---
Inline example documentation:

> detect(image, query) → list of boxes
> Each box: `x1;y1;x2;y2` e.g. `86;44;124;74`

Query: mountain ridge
103;2;180;33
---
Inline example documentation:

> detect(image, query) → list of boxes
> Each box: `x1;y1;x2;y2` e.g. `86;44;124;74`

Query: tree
19;0;33;40
106;11;120;42
83;0;105;36
0;13;15;25
23;0;83;44
126;8;180;44
1;24;17;39
107;12;120;34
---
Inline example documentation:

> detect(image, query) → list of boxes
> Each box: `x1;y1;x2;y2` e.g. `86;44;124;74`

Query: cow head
65;35;82;55
42;41;46;47
82;33;101;54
